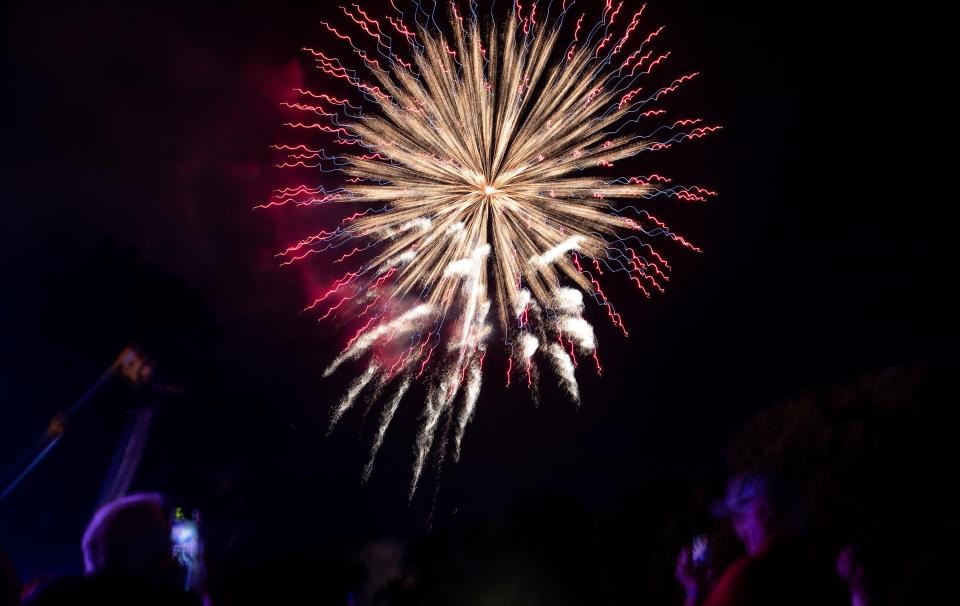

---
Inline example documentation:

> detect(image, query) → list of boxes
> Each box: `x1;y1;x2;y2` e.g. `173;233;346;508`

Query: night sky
1;0;949;583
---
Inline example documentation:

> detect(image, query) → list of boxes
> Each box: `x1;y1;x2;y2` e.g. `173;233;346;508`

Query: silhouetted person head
710;473;802;555
81;493;172;579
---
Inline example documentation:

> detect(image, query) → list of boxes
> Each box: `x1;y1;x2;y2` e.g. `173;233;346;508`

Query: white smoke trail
410;384;448;497
453;360;482;462
554;287;585;314
561;317;596;352
548;343;580;403
521;333;540;360
380;249;416;270
399;217;432;233
515;288;531;317
444;243;491;277
362;377;411;481
529;236;584;267
329;362;379;433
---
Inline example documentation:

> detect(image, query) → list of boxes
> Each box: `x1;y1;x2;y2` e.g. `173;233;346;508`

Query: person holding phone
676;473;846;606
24;493;202;606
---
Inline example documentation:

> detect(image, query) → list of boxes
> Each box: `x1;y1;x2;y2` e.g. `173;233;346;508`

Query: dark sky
0;0;949;579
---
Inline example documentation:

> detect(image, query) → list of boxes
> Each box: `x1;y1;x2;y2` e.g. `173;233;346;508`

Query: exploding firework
262;1;718;494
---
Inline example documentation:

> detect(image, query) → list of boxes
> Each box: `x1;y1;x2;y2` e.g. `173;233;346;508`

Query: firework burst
263;1;719;495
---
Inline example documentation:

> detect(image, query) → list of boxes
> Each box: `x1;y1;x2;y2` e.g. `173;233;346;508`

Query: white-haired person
24;493;201;606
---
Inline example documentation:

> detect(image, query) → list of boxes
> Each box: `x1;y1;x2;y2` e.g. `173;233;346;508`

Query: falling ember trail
265;1;717;494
